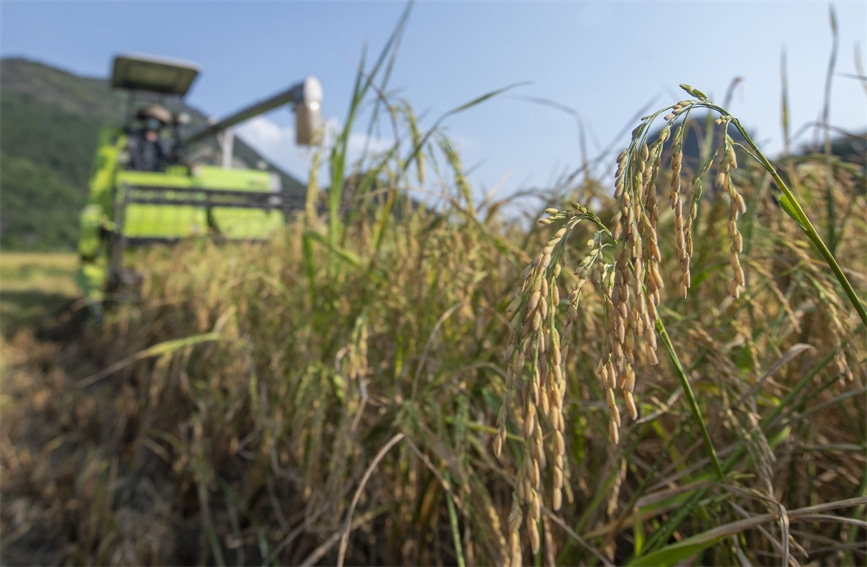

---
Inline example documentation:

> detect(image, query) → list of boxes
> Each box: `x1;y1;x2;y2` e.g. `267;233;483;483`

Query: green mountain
0;57;307;251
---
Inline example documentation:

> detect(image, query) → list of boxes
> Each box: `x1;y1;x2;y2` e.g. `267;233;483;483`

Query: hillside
0;57;307;251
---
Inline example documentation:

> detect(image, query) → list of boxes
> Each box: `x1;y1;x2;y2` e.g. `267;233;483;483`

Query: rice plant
497;83;866;565
1;6;865;566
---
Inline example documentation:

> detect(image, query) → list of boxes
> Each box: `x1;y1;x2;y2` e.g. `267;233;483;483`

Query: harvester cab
76;53;322;317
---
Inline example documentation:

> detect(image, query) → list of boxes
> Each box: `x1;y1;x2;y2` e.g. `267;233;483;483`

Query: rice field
1;10;865;567
0;252;79;336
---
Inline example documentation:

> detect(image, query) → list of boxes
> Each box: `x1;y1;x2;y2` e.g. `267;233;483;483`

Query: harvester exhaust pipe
294;77;322;146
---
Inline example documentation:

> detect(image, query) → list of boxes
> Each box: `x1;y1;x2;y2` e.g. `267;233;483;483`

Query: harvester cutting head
76;53;323;319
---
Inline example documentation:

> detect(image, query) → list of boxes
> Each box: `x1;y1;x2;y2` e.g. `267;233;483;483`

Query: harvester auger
75;53;322;318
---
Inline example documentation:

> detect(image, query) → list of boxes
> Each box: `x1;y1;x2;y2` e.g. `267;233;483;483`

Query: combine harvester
76;53;322;316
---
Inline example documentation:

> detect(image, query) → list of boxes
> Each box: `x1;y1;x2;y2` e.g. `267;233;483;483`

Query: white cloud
238;115;286;147
236;116;294;156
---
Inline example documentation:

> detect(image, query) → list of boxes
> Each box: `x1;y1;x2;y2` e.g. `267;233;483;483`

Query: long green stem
739;125;866;327
655;318;725;481
444;471;466;567
701;102;867;329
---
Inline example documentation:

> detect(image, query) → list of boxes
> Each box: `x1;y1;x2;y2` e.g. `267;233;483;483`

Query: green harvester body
76;53;321;314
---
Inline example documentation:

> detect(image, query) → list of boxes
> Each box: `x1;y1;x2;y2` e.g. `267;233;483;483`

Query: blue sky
2;1;866;205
